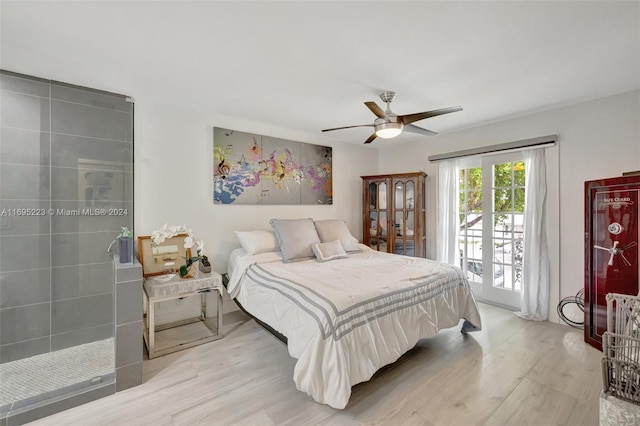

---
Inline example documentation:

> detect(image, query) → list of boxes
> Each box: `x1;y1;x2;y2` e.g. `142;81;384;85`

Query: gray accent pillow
314;219;361;252
270;218;321;263
312;240;348;262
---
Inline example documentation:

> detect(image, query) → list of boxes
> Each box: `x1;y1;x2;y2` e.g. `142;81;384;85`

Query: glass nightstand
143;270;223;359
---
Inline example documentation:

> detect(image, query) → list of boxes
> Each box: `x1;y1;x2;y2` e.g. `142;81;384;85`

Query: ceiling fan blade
399;106;463;125
364;133;377;144
322;124;374;132
364;101;387;119
404;124;438;137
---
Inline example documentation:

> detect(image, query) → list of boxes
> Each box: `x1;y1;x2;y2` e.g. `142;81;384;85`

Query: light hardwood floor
31;303;603;425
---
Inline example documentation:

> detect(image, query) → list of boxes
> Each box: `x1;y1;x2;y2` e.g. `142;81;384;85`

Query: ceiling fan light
375;122;403;139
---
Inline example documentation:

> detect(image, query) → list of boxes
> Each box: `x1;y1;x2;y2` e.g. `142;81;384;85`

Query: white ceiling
1;1;639;147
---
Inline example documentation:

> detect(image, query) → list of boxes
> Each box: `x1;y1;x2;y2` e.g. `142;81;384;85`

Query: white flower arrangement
150;223;206;256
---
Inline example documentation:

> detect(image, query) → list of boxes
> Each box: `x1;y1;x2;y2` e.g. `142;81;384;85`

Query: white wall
376;90;640;323
134;98;379;275
133;91;639;324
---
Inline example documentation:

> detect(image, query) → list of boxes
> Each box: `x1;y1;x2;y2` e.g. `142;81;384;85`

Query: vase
199;256;211;273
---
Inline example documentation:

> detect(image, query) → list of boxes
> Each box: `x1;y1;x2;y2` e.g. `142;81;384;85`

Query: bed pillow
235;230;280;255
270;218;321;263
314;219;361;252
312;240;348;262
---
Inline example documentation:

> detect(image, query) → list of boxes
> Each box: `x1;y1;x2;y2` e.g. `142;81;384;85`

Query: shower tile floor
0;338;114;409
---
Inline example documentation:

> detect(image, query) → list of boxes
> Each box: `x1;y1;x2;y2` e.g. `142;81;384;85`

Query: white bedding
227;245;482;409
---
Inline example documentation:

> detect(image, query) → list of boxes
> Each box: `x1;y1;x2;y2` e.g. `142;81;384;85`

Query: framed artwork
213;127;332;205
138;234;192;277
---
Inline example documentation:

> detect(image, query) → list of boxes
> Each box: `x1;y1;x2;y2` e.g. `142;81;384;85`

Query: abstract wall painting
213;127;332;205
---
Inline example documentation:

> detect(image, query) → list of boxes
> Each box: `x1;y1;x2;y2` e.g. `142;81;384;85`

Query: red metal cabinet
584;175;640;350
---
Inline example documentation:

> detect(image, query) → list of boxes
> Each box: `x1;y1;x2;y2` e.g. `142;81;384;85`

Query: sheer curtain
515;148;550;321
436;159;460;265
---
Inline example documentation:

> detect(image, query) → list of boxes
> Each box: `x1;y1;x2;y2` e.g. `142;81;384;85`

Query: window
459;152;525;308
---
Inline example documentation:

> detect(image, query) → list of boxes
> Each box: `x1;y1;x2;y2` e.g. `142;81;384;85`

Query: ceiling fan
321;91;462;144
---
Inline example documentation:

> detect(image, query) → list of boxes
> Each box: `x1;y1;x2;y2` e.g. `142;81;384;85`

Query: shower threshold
0;338;114;415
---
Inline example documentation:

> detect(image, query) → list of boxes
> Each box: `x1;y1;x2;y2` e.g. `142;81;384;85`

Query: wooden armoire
361;172;426;258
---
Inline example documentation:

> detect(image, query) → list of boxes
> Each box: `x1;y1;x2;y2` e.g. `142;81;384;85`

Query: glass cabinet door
392;179;416;256
366;181;388;252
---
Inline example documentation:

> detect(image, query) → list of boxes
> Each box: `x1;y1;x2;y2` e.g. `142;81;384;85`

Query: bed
227;219;482;409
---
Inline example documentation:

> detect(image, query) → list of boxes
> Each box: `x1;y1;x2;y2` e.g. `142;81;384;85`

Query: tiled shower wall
0;70;133;363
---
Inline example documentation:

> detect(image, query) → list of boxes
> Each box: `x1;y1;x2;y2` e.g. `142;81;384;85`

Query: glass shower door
0;70;133;416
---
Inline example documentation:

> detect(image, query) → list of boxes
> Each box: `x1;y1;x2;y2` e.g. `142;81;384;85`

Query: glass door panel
394;181;405;244
395;182;404;209
459;154;524;308
378;182;387;209
365;180;389;253
459;165;483;285
367;211;377;250
482;156;524;307
368;182;377;209
406;181;415;209
0;72;132;417
378;211;387;252
394;210;405;254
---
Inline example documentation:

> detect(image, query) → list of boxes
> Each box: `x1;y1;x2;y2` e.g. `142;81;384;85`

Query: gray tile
116;361;142;392
116;280;142;325
0;164;50;200
51;293;113;335
0;91;50;131
0;128;50;166
0;72;49;98
51;200;132;234
51;324;113;351
0;235;50;272
51;262;113;301
51;84;131;113
51;232;114;267
115;260;141;283
115;320;142;367
50;133;132;170
51;99;132;142
5;383;115;426
0;303;50;345
0;200;50;236
0;268;50;308
0;336;50;363
51;166;132;202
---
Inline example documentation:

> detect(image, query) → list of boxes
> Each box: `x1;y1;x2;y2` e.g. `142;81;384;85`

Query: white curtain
436;159;460;266
515;149;550;321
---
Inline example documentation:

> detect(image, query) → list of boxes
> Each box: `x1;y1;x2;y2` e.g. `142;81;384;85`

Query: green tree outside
459;161;525;229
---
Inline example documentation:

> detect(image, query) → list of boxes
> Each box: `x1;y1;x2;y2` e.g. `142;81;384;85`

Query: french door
459;152;525;308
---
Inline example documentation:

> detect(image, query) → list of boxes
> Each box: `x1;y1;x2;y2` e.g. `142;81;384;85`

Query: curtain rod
428;134;557;162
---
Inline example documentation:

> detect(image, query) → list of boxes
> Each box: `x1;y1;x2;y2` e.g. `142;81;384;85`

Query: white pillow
312;240;348;262
270;218;321;263
235;230;280;255
314;219;361;252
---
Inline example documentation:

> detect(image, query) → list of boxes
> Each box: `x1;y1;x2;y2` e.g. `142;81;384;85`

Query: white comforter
227;245;482;409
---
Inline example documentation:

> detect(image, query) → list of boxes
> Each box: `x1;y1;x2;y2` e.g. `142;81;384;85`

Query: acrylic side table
143;270;223;359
